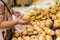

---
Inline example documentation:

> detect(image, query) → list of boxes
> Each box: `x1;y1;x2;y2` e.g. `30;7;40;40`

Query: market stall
0;0;60;40
9;0;60;40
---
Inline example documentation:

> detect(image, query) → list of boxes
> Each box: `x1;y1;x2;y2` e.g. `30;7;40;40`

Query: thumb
18;14;24;19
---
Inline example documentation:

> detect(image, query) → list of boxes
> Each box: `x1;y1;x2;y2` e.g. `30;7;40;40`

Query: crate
16;0;32;6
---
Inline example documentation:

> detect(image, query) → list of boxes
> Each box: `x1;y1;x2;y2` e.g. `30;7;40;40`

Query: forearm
0;21;18;28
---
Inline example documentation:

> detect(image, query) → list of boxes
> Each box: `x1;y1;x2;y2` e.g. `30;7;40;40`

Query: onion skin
22;14;31;21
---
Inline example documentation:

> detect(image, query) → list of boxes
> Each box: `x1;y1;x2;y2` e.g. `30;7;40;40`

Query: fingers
17;14;30;24
19;19;29;23
18;14;24;19
17;13;24;19
19;19;30;24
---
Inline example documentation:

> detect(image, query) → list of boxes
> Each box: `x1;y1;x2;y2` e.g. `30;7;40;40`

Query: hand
17;14;30;24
